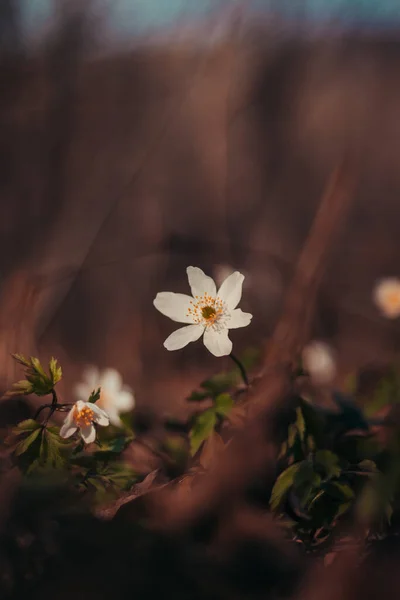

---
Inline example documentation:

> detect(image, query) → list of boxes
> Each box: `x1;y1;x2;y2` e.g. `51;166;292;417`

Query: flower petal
186;266;216;299
80;424;96;444
105;407;123;428
164;324;204;351
59;407;78;439
100;368;122;392
217;271;244;310
82;366;100;388
373;277;400;318
203;328;232;357
154;292;194;323
116;390;135;411
90;403;110;426
226;309;252;329
74;383;91;401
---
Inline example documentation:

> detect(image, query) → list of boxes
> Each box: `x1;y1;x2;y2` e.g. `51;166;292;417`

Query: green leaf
39;430;64;468
49;357;62;385
88;387;101;404
363;375;396;418
11;353;30;367
8;379;34;396
13;419;40;433
293;461;320;489
306;435;316;452
215;393;234;417
201;372;237;396
330;482;355;501
315;450;341;479
357;460;379;474
270;462;302;511
336;501;352;519
94;436;131;455
295;407;306;442
14;428;41;456
30;357;47;379
278;441;288;459
187;389;211;402
287;423;297;449
385;503;393;524
189;409;217;456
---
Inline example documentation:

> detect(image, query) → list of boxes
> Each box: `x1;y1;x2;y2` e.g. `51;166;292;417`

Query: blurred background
2;0;400;420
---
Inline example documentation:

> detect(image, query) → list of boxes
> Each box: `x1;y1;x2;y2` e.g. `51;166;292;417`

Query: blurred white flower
153;266;252;357
373;277;400;319
302;341;336;385
60;400;109;444
74;367;135;428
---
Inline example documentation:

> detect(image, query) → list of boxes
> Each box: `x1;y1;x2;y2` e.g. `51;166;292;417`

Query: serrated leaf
315;450;341;479
189;408;217;456
7;379;34;396
14;428;41;456
30;357;47;378
39;430;64;468
295;407;306;442
11;353;30;367
49;357;62;385
270;462;302;511
215;393;234;417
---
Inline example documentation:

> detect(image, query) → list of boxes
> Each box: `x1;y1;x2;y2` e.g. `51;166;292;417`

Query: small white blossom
302;341;336;385
74;367;135;428
373;277;400;319
60;400;109;444
153;266;252;357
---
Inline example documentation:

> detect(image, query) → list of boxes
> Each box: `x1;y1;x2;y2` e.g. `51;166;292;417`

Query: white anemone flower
153;266;252;357
74;367;135;428
60;400;109;444
302;341;336;386
373;277;400;319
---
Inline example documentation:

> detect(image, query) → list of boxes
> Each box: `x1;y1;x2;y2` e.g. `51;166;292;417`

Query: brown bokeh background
2;9;400;419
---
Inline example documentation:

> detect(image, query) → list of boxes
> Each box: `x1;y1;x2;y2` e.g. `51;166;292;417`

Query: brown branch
146;159;357;531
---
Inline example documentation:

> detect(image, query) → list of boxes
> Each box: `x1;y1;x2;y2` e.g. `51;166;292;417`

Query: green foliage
8;354;62;397
215;393;234;417
88;387;101;404
189;409;217;456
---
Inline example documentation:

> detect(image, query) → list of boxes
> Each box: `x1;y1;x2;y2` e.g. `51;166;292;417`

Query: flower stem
229;353;249;387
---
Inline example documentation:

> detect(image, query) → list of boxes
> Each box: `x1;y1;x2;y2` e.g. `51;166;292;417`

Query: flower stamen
73;405;94;428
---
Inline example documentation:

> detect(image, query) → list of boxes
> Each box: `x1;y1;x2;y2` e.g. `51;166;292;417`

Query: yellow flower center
385;290;400;310
73;405;94;428
187;293;225;327
202;306;216;320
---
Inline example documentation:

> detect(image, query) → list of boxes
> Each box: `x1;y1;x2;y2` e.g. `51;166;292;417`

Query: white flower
153;266;252;357
373;277;400;319
302;341;336;385
59;400;109;444
74;367;135;428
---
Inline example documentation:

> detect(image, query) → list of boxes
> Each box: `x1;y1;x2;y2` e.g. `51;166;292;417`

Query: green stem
229;353;249;387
